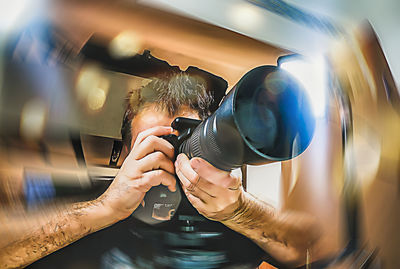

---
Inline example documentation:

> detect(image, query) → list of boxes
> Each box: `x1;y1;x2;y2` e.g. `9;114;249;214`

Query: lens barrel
179;65;315;171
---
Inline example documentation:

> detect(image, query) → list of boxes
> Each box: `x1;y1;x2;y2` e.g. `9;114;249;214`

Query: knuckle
227;197;237;207
187;182;195;192
141;136;155;148
223;178;237;189
136;178;149;192
141;183;152;192
136;132;145;142
221;179;231;189
188;173;199;185
146;172;159;184
147;179;157;188
153;170;173;185
157;126;169;133
153;126;162;132
198;209;209;218
153;151;165;162
147;135;158;144
154;169;164;178
166;162;175;173
214;205;222;213
216;203;226;213
186;193;196;202
163;178;175;187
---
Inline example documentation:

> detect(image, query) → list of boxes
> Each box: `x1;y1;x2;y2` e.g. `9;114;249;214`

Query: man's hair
121;72;214;147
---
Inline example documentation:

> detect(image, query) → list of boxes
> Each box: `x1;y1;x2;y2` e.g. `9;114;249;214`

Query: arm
0;199;117;268
0;126;176;268
221;192;318;266
175;154;320;267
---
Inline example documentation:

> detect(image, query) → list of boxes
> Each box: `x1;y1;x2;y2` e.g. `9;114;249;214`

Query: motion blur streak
328;22;400;267
20;98;48;141
109;31;143;59
76;64;110;112
0;1;399;268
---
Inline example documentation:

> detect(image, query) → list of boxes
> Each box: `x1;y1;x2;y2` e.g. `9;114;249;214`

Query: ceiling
140;0;400;87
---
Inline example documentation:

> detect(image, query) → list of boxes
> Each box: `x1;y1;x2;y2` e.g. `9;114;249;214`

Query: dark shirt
25;177;283;269
27;194;282;269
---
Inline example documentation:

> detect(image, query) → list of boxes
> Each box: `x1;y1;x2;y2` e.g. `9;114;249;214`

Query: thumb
190;157;212;171
190;157;228;178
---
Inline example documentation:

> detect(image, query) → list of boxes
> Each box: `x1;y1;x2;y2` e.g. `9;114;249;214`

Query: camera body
131;117;202;226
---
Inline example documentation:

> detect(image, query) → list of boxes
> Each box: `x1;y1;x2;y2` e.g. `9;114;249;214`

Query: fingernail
176;154;184;163
191;158;200;169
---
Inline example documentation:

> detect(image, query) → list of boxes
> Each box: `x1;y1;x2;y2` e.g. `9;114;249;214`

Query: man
118;73;320;268
0;73;318;268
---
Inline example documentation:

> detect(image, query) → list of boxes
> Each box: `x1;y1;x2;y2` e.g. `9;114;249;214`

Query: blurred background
0;0;399;268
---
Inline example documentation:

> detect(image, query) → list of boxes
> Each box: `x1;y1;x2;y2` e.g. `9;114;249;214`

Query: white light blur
280;56;327;118
76;64;101;101
228;3;263;32
353;126;381;187
20;98;47;140
109;31;142;59
0;0;31;32
87;87;107;111
76;64;110;112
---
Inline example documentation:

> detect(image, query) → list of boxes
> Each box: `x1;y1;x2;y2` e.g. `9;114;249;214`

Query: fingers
133;135;175;160
185;191;207;214
178;167;215;203
175;154;215;198
190;157;240;190
190;157;228;180
175;154;199;190
133;126;173;149
176;154;240;191
138;151;175;175
174;153;244;221
135;170;177;192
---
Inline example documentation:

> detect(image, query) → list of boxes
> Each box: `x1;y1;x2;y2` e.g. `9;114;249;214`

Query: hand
98;126;177;221
174;153;244;222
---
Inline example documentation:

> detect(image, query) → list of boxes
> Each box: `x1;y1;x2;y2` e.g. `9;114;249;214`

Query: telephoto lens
179;65;316;171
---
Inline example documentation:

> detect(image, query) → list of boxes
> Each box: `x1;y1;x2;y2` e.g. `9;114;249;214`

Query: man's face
130;103;200;148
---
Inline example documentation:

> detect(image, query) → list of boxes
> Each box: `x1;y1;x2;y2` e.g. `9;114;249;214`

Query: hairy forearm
221;192;317;266
0;198;117;269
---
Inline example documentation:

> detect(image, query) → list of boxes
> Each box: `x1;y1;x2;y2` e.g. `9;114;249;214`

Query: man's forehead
133;110;171;131
129;104;200;140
